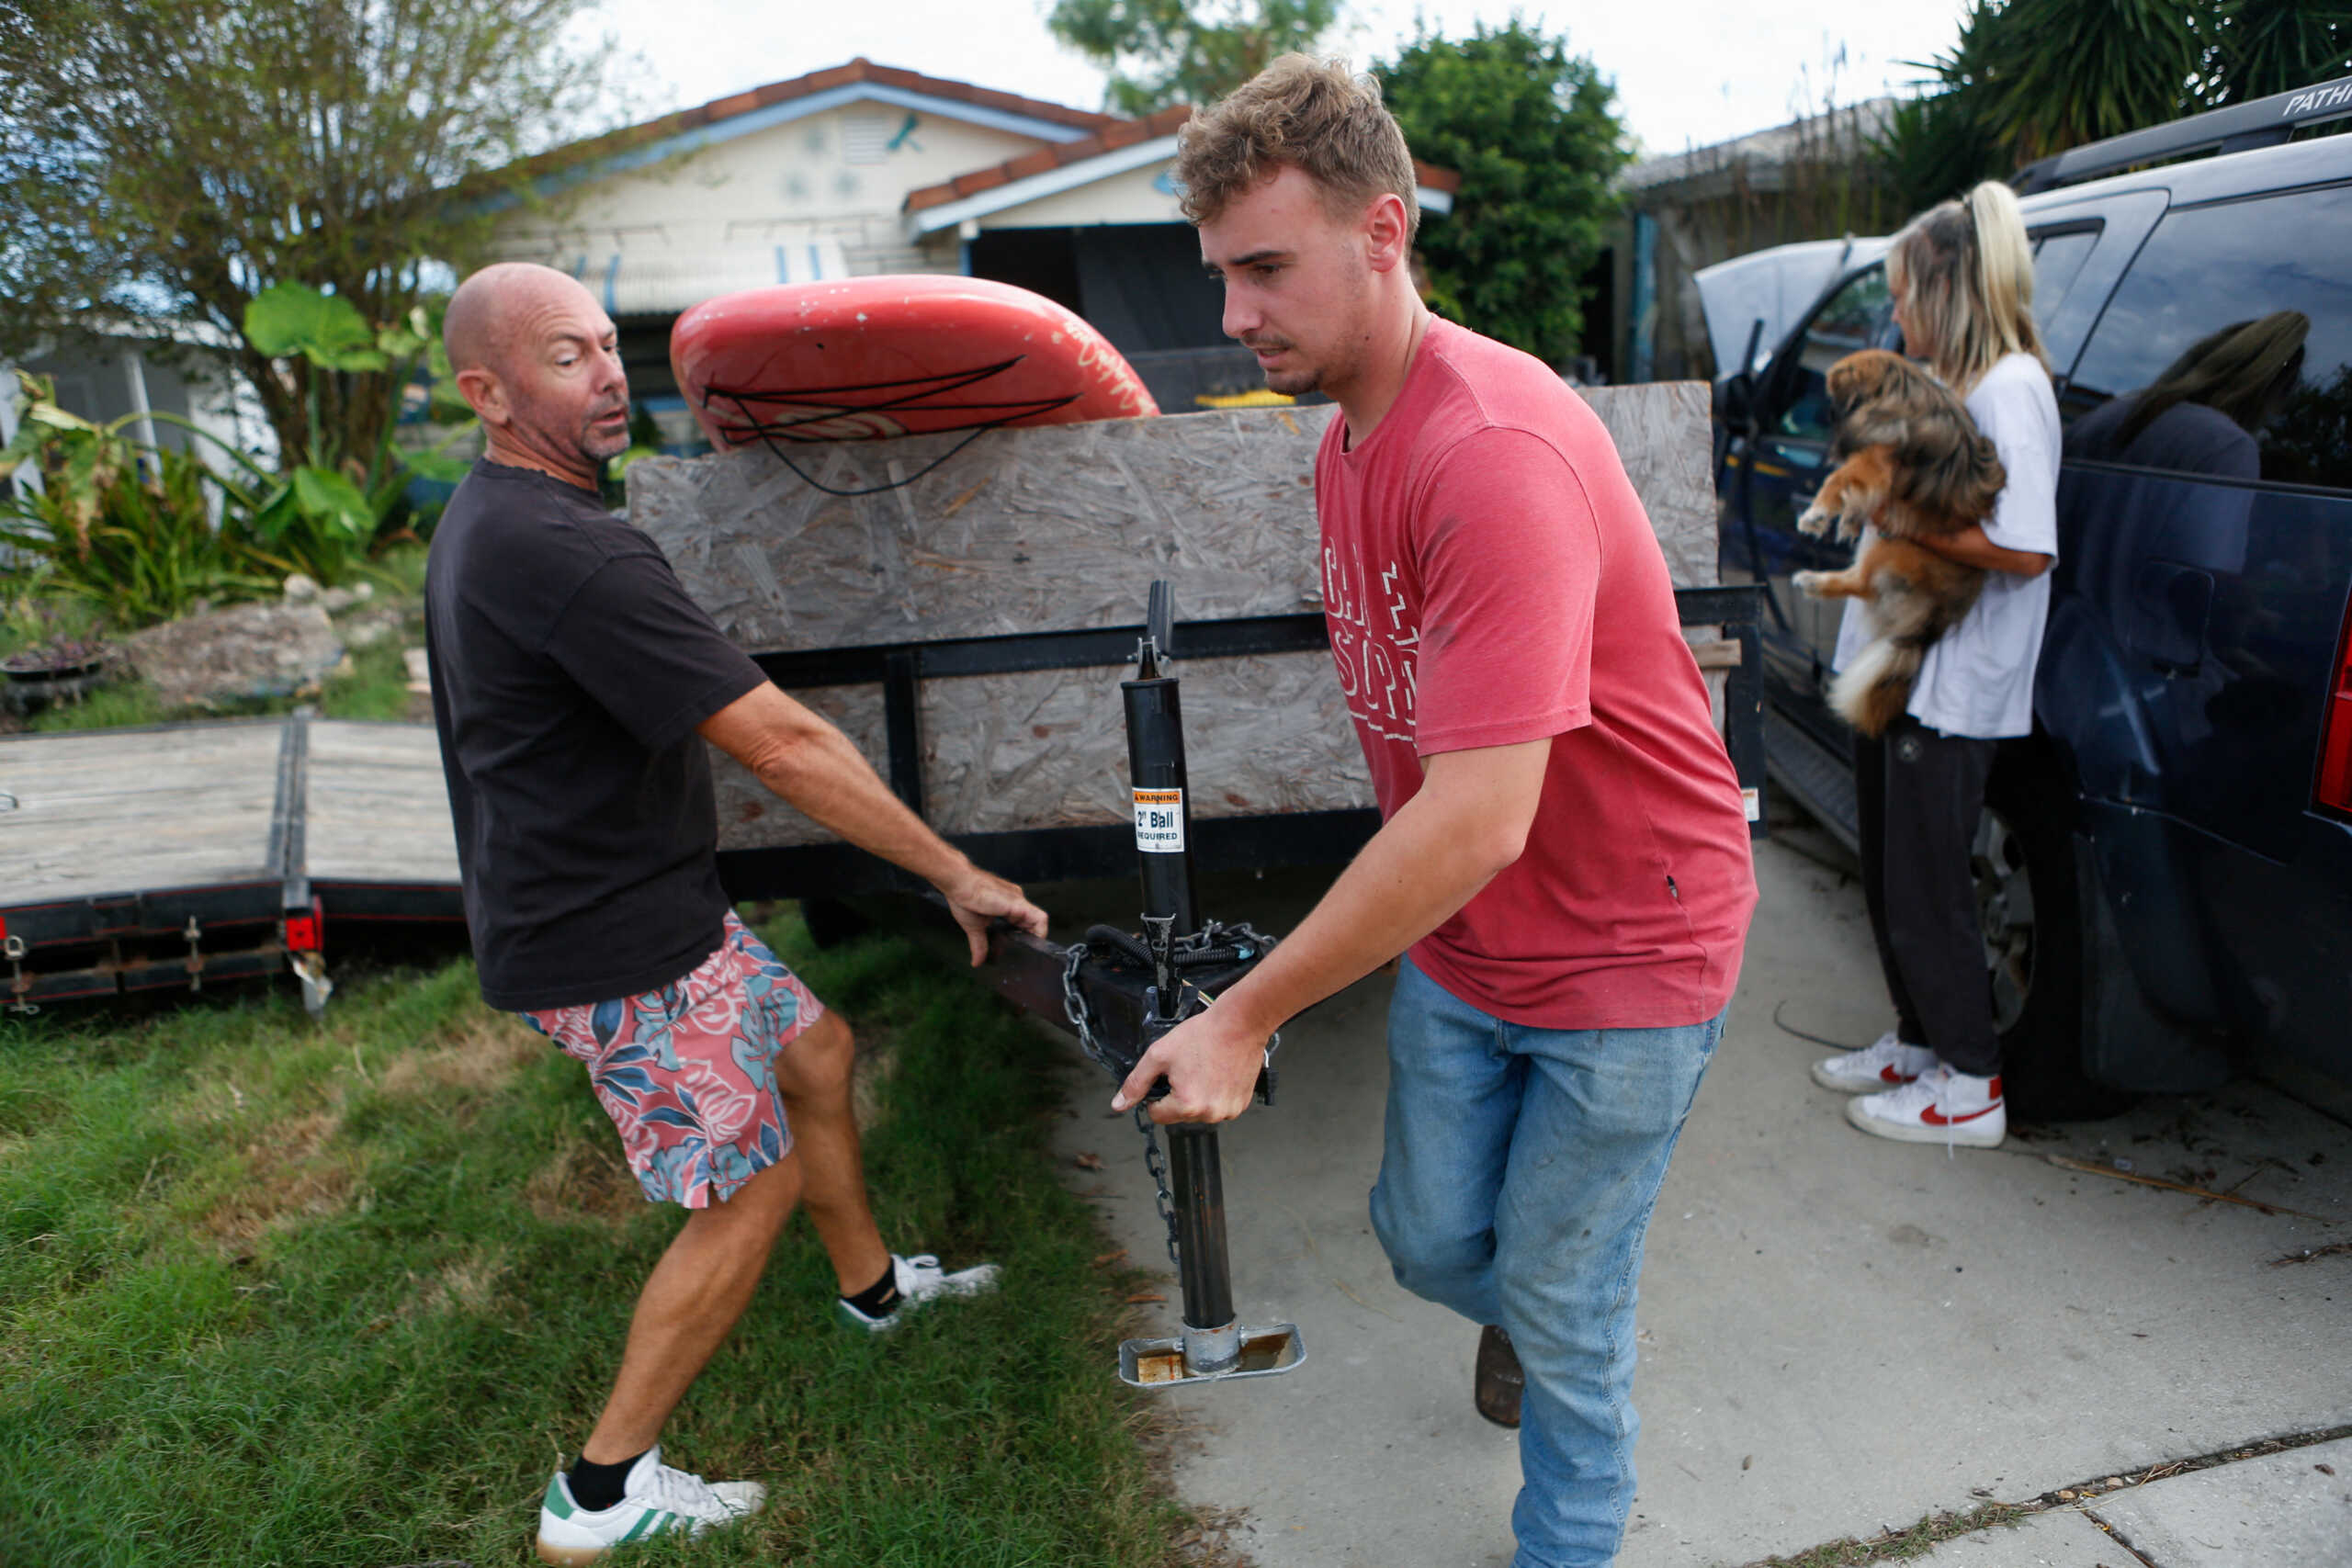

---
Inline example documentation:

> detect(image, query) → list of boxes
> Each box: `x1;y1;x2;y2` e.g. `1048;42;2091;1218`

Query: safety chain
1057;919;1284;1269
1059;937;1109;1074
1134;1106;1181;1266
1056;919;1283;1075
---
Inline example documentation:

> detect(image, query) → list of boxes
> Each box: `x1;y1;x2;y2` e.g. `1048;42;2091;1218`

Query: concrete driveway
1035;836;2352;1567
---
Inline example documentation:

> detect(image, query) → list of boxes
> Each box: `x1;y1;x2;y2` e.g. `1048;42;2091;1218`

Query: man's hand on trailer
701;683;1049;964
939;864;1049;966
1113;738;1554;1124
1114;994;1272;1123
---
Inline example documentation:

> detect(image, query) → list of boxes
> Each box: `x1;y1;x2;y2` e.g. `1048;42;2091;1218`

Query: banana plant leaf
244;283;387;374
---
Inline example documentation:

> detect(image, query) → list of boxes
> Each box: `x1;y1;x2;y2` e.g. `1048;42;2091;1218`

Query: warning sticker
1133;787;1185;853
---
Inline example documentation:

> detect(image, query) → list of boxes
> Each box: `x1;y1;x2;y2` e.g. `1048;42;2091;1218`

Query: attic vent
842;111;893;165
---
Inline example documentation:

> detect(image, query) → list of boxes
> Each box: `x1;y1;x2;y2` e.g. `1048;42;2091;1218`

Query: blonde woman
1809;182;2060;1149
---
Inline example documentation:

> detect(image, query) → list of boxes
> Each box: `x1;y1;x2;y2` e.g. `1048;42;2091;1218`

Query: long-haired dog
1791;349;2007;736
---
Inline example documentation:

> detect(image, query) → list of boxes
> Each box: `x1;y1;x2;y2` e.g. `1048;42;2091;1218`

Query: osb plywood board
628;389;1716;650
632;390;1716;852
709;654;1372;849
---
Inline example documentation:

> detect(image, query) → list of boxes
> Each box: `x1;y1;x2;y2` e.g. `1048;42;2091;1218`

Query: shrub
0;383;281;628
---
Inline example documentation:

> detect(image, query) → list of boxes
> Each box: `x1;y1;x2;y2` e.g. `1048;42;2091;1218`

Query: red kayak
671;276;1159;450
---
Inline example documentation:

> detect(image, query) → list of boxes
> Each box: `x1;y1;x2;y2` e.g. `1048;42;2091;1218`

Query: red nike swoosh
1921;1102;2001;1125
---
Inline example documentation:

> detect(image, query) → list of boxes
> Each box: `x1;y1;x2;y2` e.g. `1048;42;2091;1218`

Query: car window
2063;184;2352;491
2031;229;2100;315
1771;267;1895;443
1770;231;2102;446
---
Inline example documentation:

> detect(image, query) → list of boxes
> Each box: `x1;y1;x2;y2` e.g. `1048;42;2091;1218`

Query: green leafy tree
239;281;477;561
1968;0;2206;164
0;0;617;480
1375;21;1629;364
1046;0;1340;114
1872;92;1995;217
2203;0;2352;103
1877;0;2352;214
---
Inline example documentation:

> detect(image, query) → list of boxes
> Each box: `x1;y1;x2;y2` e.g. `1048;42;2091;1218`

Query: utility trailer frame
0;714;464;1012
715;583;1767;904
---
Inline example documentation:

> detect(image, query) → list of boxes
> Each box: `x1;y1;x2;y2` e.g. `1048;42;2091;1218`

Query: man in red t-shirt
1111;58;1757;1568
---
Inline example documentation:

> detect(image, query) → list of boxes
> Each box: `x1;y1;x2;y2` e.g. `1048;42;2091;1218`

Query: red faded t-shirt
1317;319;1757;1028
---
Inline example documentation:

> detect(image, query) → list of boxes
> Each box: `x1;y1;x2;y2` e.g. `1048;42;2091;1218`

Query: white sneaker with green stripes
534;1445;765;1564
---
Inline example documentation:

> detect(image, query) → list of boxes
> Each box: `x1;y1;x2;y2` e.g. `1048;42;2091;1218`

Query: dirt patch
525;1132;647;1230
196;1111;358;1249
411;1247;511;1317
851;1046;897;1134
839;1020;905;1134
1167;1505;1254;1566
1126;1397;1259;1566
376;1011;545;1106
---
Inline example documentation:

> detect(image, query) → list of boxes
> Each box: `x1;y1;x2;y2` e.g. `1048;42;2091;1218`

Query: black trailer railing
718;582;1767;900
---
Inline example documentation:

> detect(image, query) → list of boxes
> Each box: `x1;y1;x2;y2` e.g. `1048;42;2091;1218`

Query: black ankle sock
842;1258;901;1318
569;1449;646;1513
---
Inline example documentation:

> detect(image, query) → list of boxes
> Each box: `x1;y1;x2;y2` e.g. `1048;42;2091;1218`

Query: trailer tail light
2320;604;2352;820
283;899;323;954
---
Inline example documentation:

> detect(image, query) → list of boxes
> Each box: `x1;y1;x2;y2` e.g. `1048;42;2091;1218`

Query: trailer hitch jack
1113;959;1304;1386
1095;585;1317;1382
992;581;1306;1389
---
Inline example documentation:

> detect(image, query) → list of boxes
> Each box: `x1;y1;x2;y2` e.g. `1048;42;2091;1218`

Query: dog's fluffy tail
1830;635;1926;737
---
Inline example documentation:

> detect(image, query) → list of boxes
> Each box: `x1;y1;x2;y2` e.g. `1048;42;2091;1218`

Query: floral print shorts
517;912;823;1210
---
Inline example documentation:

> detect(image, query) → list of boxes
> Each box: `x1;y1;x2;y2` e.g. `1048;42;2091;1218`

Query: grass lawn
0;910;1202;1567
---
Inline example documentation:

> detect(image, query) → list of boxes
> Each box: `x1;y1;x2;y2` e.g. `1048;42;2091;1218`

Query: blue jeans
1370;958;1721;1568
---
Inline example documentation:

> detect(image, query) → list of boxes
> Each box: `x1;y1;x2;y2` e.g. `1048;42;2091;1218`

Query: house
1608;98;1899;385
482;59;1458;437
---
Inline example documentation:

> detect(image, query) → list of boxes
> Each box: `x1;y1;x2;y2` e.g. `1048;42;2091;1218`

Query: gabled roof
673;57;1118;139
506;58;1123;197
902;105;1464;230
905;105;1198;212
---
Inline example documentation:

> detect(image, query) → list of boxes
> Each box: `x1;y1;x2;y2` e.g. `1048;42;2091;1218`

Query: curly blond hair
1175;54;1419;242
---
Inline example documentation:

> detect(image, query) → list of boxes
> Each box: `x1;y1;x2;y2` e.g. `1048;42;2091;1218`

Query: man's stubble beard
1261;277;1377;401
582;423;631;464
1263;362;1324;398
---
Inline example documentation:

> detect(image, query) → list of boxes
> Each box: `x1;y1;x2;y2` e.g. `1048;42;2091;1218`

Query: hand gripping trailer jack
988;582;1306;1390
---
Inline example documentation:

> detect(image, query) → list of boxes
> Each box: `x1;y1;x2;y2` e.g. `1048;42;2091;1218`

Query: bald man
425;264;1048;1562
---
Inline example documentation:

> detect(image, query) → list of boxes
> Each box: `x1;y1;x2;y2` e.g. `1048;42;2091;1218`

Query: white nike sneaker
838;1252;1002;1333
1811;1030;1938;1093
1847;1065;2007;1149
534;1446;765;1564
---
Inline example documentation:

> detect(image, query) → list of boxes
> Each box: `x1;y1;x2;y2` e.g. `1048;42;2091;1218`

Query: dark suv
1714;80;2352;1114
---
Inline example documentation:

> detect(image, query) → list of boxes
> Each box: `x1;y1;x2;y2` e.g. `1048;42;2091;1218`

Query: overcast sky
581;0;1972;157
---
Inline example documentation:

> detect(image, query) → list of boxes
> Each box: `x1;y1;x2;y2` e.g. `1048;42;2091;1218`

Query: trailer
0;390;1759;1012
624;393;1765;905
0;715;463;1012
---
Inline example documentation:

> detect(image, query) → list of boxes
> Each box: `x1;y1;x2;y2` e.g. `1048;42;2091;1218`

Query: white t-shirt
1832;352;2061;739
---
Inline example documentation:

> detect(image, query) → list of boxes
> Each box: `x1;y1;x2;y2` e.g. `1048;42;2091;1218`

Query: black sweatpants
1853;717;2001;1077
